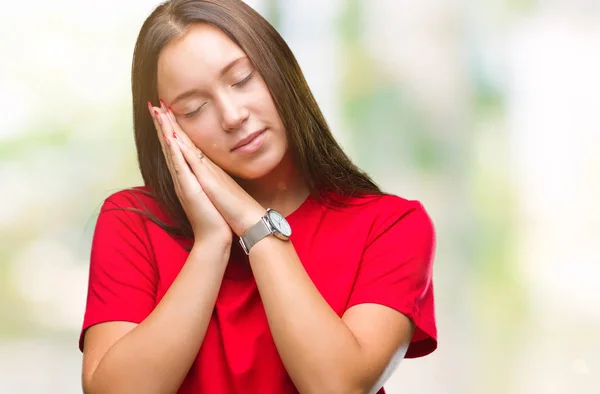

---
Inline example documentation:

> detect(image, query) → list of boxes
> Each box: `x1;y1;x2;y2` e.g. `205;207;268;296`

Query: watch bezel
265;209;292;239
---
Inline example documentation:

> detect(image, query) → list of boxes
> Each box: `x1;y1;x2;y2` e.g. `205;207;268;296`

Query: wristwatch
239;209;292;254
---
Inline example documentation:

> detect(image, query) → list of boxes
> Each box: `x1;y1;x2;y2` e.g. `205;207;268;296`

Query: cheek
181;120;226;153
252;79;280;116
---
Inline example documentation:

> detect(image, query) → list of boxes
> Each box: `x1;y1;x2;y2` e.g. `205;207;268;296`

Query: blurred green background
1;0;599;393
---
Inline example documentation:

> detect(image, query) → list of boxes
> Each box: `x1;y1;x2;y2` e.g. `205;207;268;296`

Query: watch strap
239;217;272;254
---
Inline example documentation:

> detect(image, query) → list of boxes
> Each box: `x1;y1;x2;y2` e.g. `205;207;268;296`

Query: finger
156;110;185;175
164;108;223;184
148;102;170;168
175;135;210;186
149;103;183;196
165;109;241;199
156;110;203;196
148;101;167;151
164;108;215;167
164;108;194;146
162;110;218;192
156;113;184;198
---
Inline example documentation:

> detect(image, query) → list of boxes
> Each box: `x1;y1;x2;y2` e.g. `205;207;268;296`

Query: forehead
156;23;246;98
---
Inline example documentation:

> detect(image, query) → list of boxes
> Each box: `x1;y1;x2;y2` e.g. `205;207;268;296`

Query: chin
232;162;278;180
228;150;286;181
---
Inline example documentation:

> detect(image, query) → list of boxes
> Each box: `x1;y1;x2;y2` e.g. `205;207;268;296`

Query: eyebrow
169;56;249;106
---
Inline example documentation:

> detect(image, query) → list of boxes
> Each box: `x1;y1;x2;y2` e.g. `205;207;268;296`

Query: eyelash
183;72;255;119
234;71;254;88
183;106;202;119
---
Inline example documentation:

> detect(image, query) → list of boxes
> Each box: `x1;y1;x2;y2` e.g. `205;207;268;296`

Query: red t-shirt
80;187;437;393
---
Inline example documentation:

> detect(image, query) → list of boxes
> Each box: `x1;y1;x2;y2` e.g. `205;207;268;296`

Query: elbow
83;374;166;394
302;376;370;394
82;384;97;394
306;386;367;394
81;371;136;394
82;371;107;394
336;385;370;394
81;371;95;394
82;367;114;394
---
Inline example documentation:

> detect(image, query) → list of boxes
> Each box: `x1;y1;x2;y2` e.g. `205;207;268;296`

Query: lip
232;129;267;152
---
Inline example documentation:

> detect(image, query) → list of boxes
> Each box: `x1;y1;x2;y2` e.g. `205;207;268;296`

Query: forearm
248;237;367;394
87;240;229;394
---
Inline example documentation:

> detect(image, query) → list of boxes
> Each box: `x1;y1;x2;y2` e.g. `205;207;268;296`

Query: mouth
231;129;267;152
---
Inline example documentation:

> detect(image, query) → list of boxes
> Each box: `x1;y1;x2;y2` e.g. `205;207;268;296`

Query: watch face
267;209;292;237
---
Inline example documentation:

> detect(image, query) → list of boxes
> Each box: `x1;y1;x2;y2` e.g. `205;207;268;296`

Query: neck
236;153;309;217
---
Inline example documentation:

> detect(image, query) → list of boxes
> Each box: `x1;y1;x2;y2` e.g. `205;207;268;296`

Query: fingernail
154;110;162;125
162;134;170;146
147;101;152;111
160;99;165;108
172;132;178;140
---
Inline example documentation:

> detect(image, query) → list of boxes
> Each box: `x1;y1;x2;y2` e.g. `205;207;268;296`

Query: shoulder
371;194;433;236
328;193;435;261
94;186;174;234
98;186;172;220
329;192;434;236
100;186;158;211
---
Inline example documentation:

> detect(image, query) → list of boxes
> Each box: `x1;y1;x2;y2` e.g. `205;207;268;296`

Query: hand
148;102;233;247
154;105;266;237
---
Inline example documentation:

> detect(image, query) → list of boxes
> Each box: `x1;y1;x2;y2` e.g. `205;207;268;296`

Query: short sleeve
346;200;437;358
79;193;158;351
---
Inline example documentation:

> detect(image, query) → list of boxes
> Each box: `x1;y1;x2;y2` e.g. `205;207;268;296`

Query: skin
156;23;308;212
82;23;414;394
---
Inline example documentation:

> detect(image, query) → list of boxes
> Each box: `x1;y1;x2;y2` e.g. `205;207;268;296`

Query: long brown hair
130;0;383;238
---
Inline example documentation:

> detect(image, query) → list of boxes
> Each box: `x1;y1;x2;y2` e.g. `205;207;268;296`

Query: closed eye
183;103;205;119
182;72;254;118
233;71;254;88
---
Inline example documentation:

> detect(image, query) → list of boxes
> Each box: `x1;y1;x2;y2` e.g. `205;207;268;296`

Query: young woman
79;1;437;393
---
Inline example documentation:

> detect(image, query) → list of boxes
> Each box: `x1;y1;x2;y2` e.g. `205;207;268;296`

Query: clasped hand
148;101;265;244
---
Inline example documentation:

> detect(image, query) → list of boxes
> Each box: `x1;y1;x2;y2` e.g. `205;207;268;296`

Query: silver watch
239;209;292;254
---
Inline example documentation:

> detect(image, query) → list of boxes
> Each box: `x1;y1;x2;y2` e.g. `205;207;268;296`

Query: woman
79;0;437;393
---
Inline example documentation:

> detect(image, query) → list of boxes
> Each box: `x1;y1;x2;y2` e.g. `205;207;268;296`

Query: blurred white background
1;0;599;393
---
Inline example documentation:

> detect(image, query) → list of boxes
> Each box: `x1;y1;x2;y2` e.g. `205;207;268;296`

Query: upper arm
80;193;158;387
342;200;438;390
81;321;138;391
342;303;413;392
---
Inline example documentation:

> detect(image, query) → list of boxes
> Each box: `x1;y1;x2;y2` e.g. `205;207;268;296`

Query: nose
219;94;249;132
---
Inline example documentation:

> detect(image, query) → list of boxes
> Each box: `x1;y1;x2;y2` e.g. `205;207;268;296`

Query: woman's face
156;23;288;180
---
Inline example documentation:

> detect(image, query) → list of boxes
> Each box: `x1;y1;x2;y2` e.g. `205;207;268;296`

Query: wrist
238;208;292;255
192;235;232;253
188;241;231;274
237;207;267;237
